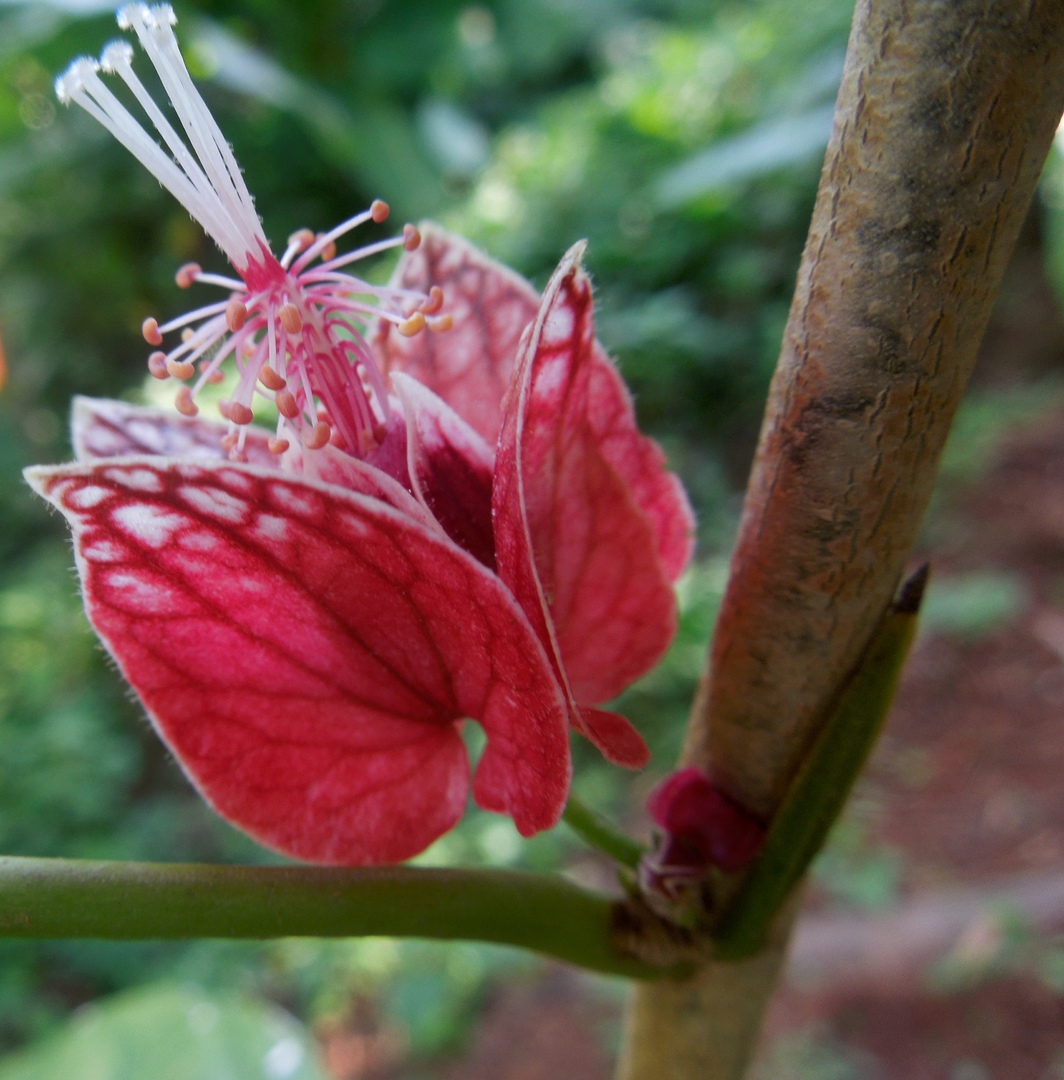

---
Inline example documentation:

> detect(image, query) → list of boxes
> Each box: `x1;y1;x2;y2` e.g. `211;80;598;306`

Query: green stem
563;794;645;869
0;856;683;980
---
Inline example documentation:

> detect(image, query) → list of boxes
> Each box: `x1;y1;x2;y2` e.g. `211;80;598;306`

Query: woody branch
619;2;1064;1078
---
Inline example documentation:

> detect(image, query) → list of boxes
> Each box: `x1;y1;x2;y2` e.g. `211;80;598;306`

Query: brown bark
619;1;1064;1077
690;0;1064;820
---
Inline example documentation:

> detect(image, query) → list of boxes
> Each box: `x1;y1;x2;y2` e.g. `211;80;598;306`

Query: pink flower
26;5;694;865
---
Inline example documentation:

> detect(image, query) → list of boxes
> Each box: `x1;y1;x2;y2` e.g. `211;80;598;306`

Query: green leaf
0;983;325;1080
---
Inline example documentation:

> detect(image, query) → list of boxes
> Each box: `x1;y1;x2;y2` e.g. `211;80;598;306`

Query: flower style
26;4;694;865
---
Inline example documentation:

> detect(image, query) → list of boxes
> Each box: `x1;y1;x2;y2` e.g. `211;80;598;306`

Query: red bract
28;453;569;865
30;5;693;865
28;240;692;864
379;231;695;767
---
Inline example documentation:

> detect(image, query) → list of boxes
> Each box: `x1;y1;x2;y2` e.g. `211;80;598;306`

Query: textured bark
619;1;1064;1078
691;0;1064;819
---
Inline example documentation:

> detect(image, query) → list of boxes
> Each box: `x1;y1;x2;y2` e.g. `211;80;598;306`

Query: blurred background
0;1;1063;1077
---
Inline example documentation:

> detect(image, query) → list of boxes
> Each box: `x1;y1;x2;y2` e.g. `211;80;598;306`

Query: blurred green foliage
0;0;853;534
811;816;902;913
928;906;1035;996
752;1030;875;1080
0;0;854;1052
932;380;1064;503
10;0;1055;1071
0;983;325;1080
1039;939;1064;995
1041;137;1064;310
919;571;1028;642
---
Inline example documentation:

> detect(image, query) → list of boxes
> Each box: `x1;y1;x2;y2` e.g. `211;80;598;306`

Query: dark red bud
646;767;765;874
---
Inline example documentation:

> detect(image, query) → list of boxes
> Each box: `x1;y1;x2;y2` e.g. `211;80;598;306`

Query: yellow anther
147;351;169;380
276;389;300;419
182;328;194;343
228;401;254;426
166;357;195;380
402;224;421;251
287;227;314;252
175;262;201;289
302;421;331;450
225;298;247;332
258;365;287;391
371;199;390;223
279;303;303;334
316;233;337;262
428;314;453;332
420;286;444;315
142;317;163;346
398;311;426;337
174;386;198;416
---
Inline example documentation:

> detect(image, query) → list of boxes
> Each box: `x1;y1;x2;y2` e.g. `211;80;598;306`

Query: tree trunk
618;1;1064;1076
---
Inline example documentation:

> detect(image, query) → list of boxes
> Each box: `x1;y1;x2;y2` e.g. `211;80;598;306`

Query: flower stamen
141;317;163;345
225;299;247;332
56;4;450;463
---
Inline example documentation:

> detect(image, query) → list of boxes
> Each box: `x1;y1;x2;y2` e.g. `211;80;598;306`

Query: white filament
55;4;267;271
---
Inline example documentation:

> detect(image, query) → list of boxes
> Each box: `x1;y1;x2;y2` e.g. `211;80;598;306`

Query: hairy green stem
0;856;681;980
563;794;645;869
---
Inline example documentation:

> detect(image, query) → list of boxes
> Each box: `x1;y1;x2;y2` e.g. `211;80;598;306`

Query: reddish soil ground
876;411;1064;888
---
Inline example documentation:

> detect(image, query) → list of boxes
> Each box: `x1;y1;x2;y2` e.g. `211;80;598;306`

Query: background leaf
0;984;325;1080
